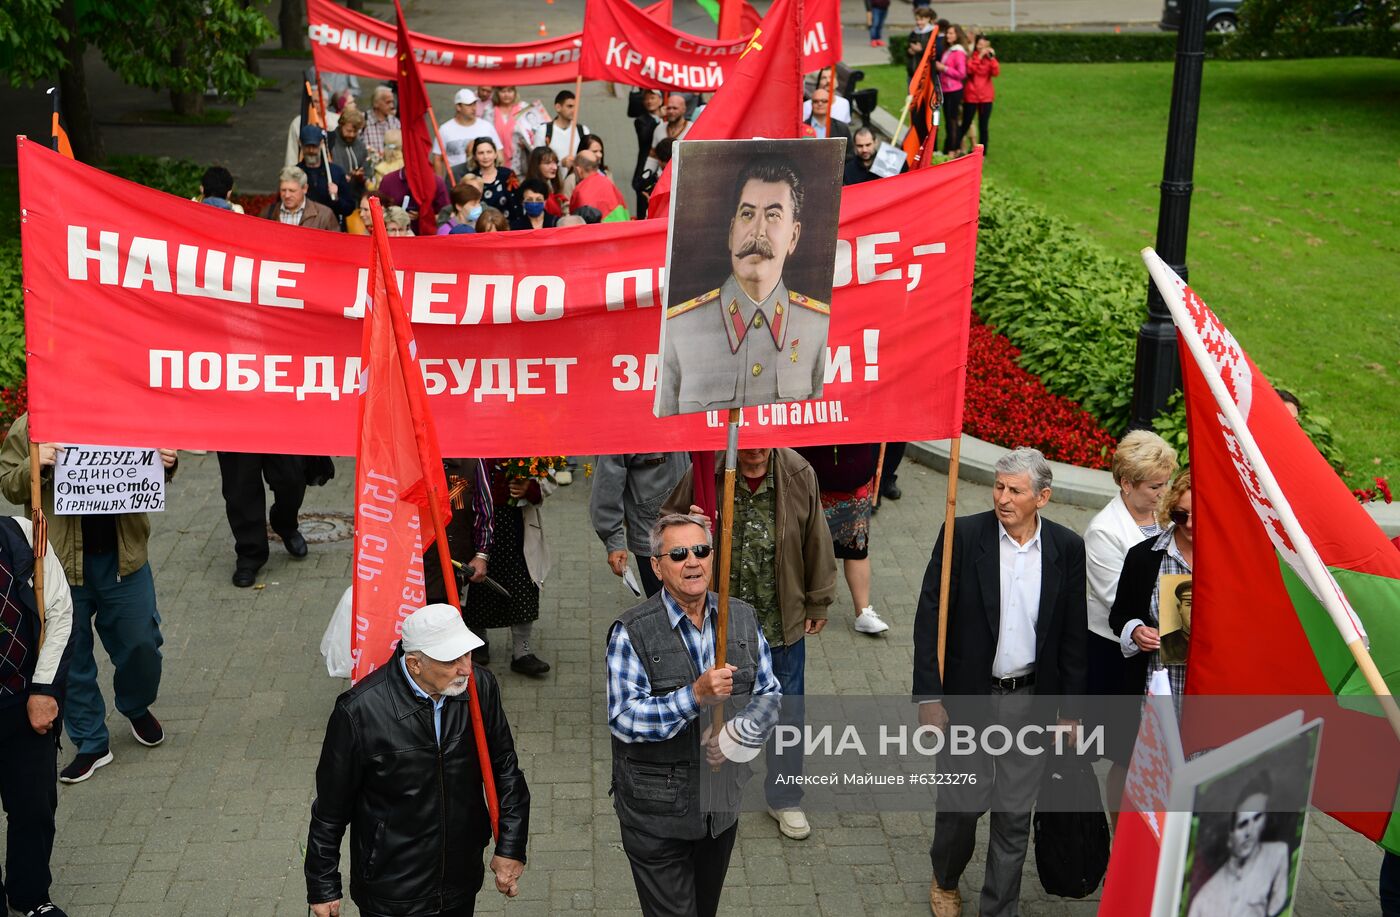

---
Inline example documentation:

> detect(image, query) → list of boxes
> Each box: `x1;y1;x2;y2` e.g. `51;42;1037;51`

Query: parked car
1160;0;1241;32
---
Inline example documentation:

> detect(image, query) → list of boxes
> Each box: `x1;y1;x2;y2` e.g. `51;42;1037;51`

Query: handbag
1033;757;1111;898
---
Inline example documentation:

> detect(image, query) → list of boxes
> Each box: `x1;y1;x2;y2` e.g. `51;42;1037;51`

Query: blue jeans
65;555;164;754
869;7;888;40
765;638;806;809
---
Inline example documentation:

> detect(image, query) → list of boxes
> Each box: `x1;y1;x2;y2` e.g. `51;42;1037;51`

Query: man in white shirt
643;93;691;176
432;88;503;173
532;89;590;165
802;70;852;123
911;447;1088;917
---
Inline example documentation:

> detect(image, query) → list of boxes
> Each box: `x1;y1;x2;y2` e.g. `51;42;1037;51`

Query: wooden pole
29;444;47;649
568;75;584;159
711;408;741;764
936;437;961;675
425;105;460;187
824;65;835;138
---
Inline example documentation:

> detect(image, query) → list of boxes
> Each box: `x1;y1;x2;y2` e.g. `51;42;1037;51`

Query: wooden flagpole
29;444;47;649
872;443;888;508
426;105;460;187
368;197;499;837
824;65;835;137
711;407;741;766
937;438;961;675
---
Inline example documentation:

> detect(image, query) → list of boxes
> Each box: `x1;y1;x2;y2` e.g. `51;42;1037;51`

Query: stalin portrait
655;140;843;418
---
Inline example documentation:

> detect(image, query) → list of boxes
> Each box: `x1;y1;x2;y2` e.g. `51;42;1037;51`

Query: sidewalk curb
904;435;1400;535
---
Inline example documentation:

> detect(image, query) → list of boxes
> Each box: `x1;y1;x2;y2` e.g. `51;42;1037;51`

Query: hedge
971;180;1343;468
886;26;1398;66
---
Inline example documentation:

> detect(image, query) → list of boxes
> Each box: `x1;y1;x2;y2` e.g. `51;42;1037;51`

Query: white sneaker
768;807;811;840
854;606;889;635
555;470;573;485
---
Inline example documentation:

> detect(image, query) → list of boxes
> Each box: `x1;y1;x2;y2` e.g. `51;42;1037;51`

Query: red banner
580;0;840;91
307;0;669;86
19;137;981;456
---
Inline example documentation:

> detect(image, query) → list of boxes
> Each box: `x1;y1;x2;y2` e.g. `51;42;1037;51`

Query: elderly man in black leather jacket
305;604;530;917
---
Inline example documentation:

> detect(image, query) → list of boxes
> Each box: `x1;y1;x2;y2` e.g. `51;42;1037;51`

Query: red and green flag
1143;249;1400;854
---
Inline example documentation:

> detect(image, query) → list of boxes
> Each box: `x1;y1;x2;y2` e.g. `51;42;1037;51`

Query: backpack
1033;758;1111;898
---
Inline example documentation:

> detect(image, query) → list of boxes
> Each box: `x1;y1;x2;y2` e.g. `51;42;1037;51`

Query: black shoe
130;712;164;747
881;483;902;501
232;567;258;588
59;749;113;784
23;903;70;917
510;654;551;677
281;531;308;558
475;640;490;666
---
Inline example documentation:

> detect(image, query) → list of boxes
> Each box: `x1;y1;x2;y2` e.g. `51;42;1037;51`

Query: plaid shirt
607;590;781;744
277;203;306;226
362;112;401;157
0;553;30;698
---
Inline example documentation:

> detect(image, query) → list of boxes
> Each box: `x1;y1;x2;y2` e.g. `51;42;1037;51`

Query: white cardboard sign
53;445;165;515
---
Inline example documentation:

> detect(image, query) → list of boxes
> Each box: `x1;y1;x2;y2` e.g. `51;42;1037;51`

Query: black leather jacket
305;647;529;915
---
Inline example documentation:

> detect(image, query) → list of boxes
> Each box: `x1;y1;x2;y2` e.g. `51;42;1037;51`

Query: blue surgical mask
467;204;483;222
524;201;545;217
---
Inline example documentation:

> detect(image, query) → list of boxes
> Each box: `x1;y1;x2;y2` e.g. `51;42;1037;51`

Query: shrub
105;154;207;197
965;316;1117;468
886;26;1396;66
0;241;25;388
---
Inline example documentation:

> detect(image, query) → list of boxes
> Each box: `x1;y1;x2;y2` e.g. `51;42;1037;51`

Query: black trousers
959;101;994;154
941;90;964;153
216;452;306;569
619;821;738;917
0;701;59;912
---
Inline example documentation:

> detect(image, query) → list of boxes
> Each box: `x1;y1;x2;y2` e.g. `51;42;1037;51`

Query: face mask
467;205;483;222
524;201;545;217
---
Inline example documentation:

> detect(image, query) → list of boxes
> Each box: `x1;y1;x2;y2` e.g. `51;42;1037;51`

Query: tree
0;0;273;160
280;0;306;51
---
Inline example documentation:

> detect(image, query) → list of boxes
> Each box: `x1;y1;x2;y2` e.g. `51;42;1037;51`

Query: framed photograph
653;137;845;418
1158;574;1192;666
1175;723;1320;917
870;141;908;178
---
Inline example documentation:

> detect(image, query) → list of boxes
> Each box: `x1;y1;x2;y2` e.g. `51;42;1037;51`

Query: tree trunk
280;0;306;51
345;0;365;9
240;0;261;75
169;90;206;117
55;0;104;162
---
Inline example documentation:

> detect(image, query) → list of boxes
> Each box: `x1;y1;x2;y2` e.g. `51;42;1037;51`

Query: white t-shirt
802;94;851;124
645;120;692;174
532;119;592;161
432;118;503;169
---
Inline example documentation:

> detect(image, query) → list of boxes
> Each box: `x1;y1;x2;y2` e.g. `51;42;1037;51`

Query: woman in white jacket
1083;430;1177;814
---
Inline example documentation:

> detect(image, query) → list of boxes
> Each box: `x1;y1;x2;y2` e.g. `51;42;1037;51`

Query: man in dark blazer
912;447;1088;917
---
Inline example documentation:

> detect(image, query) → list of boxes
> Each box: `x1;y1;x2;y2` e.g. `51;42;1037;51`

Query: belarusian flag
1142;249;1400;853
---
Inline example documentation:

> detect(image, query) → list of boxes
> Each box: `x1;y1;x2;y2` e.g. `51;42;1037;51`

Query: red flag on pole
647;0;805;220
717;0;747;38
354;197;501;838
392;0;442;235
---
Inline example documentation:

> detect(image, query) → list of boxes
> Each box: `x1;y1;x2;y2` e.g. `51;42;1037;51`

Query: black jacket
912;511;1088;708
1108;534;1170;696
305;647;529;915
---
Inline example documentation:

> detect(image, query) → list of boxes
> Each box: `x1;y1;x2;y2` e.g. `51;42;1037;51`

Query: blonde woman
1083;430;1177;814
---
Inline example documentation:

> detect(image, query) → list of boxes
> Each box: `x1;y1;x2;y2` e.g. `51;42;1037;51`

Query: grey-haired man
912;447;1088;917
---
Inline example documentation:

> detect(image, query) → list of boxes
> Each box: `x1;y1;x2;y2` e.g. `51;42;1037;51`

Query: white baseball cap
454;88;479;106
401;603;484;661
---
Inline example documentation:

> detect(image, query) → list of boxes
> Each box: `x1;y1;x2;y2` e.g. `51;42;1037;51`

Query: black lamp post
1132;0;1207;429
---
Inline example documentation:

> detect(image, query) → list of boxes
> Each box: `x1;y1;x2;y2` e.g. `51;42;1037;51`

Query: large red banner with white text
306;0;670;86
18;137;980;456
580;0;840;90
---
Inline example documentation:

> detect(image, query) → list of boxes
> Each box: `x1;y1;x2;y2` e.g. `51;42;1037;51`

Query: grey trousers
929;684;1048;917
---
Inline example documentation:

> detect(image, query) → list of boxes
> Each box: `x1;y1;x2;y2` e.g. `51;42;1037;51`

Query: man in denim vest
606;513;782;917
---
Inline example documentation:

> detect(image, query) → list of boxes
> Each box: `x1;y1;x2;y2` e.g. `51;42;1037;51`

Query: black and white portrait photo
654;137;845;418
1180;725;1320;917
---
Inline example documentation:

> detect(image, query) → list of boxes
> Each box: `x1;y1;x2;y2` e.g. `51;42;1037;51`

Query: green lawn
866;59;1400;483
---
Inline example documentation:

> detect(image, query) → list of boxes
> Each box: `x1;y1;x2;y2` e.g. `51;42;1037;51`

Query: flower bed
964;316;1117;470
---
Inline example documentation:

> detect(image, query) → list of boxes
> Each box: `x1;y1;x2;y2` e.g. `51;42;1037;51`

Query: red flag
902;25;942;166
718;0;747;38
351;211;452;684
648;0;804;220
1143;250;1400;853
392;0;441;236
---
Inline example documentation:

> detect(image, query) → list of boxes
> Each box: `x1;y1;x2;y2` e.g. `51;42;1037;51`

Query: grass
865;58;1400;483
117;108;236;126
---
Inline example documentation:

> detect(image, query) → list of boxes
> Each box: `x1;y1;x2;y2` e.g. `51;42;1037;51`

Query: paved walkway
0;453;1383;916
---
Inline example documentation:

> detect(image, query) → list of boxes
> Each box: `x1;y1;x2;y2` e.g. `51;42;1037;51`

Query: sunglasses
658;544;713;562
1169;509;1191;525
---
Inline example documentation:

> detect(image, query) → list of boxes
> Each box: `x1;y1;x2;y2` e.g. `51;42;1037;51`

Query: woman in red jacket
960;33;1001;155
